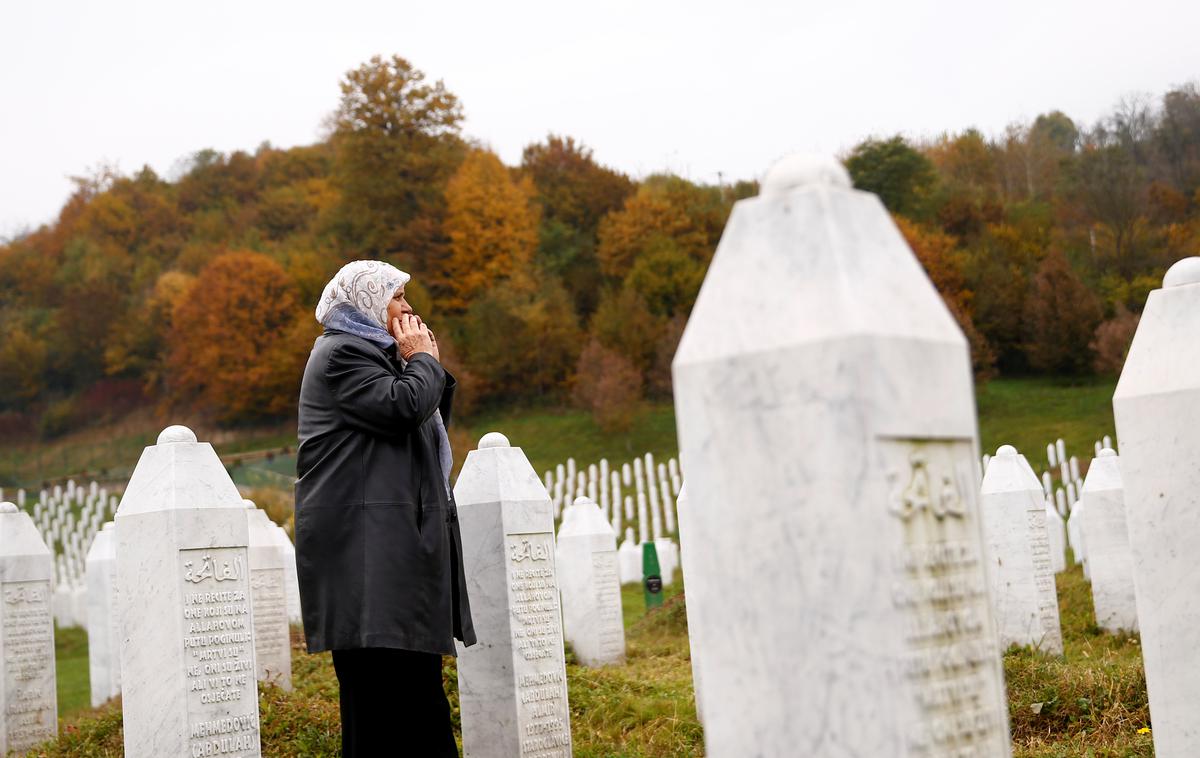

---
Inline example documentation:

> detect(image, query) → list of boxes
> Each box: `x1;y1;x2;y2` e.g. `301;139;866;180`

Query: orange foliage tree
438;149;540;310
167;252;317;422
596;176;728;280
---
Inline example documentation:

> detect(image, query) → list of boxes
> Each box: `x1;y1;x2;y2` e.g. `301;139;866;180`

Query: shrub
572;339;644;433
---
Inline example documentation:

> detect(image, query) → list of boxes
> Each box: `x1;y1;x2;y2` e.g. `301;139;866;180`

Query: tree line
1;54;1197;439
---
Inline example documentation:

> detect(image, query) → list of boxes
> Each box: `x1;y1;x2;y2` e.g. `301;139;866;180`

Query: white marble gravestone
1112;257;1200;757
617;528;641;585
1078;449;1137;633
244;501;292;691
115;426;261;758
555;496;625;667
979;446;1063;654
0;501;57;754
454;433;572;758
671;154;1011;756
86;522;120;707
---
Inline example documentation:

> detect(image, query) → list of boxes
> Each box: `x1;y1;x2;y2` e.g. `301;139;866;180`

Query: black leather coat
295;330;475;655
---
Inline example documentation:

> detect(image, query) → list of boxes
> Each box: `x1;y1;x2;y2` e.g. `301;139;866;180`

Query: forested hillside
1;53;1197;441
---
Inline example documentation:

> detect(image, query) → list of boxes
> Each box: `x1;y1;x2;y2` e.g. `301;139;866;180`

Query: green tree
330;55;466;270
845;136;938;219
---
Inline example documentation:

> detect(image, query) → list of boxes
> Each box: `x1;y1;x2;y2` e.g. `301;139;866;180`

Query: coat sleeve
325;342;446;438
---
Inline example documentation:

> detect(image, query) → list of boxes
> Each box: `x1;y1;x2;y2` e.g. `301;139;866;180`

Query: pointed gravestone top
761;153;852;196
1082;449;1122;492
117;427;244;517
157;425;197;444
1163;256;1200;288
478;432;510;449
559;496;613;538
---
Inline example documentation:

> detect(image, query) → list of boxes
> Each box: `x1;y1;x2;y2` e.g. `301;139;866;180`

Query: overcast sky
1;0;1197;237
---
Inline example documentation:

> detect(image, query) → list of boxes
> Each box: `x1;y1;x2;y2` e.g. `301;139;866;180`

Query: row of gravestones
0;424;636;756
543;452;682;587
669;154;1200;757
978;441;1140;659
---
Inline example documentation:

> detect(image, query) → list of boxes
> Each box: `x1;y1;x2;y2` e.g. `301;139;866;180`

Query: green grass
35;567;1153;757
34;583;697;758
54;626;91;719
977;377;1118;468
1008;559;1151;757
462;403;681;480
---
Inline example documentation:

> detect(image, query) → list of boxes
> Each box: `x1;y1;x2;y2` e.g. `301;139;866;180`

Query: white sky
1;0;1197;238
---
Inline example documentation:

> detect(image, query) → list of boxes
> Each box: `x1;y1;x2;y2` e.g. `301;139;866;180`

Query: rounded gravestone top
0;502;16;514
478;432;510;449
1099;448;1117;458
625;527;635;541
573;496;594;507
761;153;852;197
102;522;114;531
1163;257;1200;288
996;444;1018;456
242;499;257;509
157;425;198;445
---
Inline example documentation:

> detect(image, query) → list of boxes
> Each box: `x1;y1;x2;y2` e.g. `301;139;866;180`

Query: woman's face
386;286;414;325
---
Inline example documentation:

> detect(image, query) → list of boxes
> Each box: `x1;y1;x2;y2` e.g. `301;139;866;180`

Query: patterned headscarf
315;261;410;348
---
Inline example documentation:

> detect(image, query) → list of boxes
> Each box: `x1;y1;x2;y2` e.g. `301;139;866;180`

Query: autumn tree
1022;250;1103;374
573;339;644;433
330;54;466;268
1091;306;1140;375
596;175;727;280
894;216;996;378
167;252;316;422
437;149;540;311
521;135;634;314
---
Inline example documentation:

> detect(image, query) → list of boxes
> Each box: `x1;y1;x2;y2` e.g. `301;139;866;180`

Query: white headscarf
315;261;410;347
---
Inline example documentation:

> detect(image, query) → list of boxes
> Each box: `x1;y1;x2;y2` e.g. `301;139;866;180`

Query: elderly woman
295;260;474;757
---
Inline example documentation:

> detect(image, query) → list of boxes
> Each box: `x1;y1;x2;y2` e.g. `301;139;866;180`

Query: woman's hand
390;314;436;361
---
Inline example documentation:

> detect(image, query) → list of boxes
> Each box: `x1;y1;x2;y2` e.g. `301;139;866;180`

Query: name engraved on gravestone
1027;509;1062;652
3;580;55;751
883;439;1007;757
506;533;570;758
250;569;288;677
591;552;624;660
180;547;259;758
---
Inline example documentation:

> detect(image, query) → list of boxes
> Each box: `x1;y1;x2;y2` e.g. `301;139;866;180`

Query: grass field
3;376;1119;491
40;564;1150;756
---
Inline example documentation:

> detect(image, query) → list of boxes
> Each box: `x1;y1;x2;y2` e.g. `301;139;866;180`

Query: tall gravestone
1078;449;1137;633
1113;257;1200;757
116;426;261;758
672;154;1011;756
556;496;625;666
86;521;121;707
617;528;641;585
244;501;292;690
455;433;572;758
979;446;1063;654
0;501;57;754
